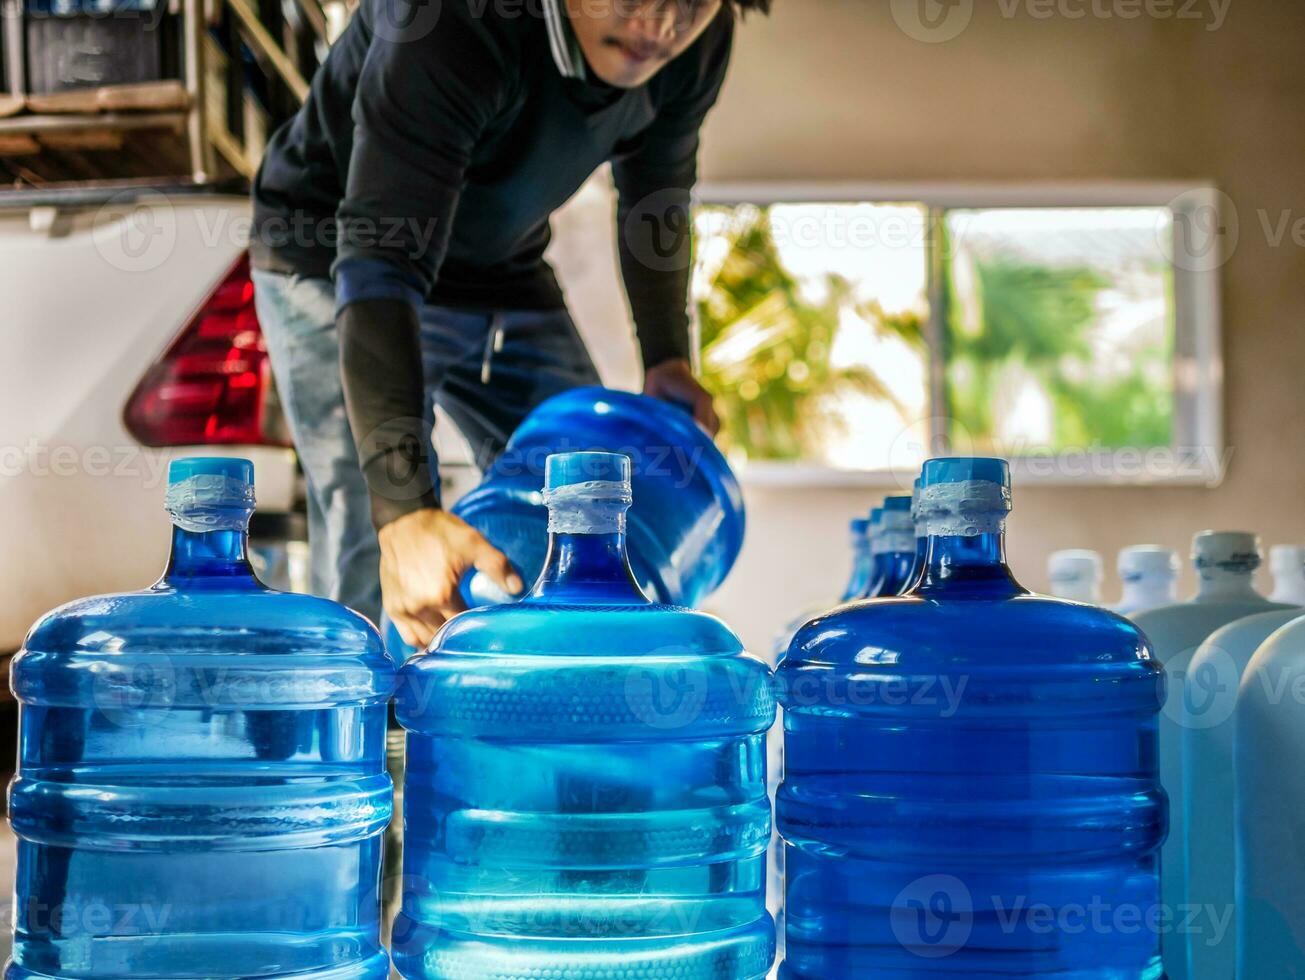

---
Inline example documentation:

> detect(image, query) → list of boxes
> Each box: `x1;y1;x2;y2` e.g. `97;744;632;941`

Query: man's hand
378;508;524;648
643;358;720;436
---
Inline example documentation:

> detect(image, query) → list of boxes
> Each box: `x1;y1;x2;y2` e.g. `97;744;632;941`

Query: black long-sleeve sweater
251;0;733;526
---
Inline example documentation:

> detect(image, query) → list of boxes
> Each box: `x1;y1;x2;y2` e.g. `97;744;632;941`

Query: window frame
692;180;1225;488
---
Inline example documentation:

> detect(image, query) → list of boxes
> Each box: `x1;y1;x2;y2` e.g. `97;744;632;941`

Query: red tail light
125;255;286;447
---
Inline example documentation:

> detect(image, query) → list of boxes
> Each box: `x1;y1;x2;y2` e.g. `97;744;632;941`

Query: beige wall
554;0;1305;653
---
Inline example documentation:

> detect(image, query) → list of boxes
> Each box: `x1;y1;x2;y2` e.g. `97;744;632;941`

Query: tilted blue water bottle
8;457;396;979
778;457;1166;977
393;451;776;979
452;387;745;609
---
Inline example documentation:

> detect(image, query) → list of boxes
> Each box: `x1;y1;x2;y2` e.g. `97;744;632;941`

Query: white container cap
1118;545;1180;577
1049;549;1104;579
1269;544;1305;573
1192;530;1261;563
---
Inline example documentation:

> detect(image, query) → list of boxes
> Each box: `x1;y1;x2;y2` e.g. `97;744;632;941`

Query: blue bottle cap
544;452;632;492
920;456;1010;489
883;495;912;512
870;507;884;525
167;456;254;487
850;517;870;534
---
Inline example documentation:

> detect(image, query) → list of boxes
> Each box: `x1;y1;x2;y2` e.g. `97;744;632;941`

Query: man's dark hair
727;0;772;12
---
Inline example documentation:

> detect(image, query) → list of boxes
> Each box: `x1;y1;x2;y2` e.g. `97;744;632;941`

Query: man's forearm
338;298;439;529
617;188;695;370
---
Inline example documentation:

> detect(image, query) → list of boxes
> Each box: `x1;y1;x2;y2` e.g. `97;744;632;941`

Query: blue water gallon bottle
393;451;776;979
452;386;745;609
862;495;915;599
7;457;396;979
777;457;1166;977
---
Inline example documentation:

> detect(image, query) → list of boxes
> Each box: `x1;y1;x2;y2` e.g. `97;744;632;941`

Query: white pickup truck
0;183;302;655
0;170;629;659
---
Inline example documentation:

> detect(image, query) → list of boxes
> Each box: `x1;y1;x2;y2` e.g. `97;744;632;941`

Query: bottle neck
909;481;1022;598
1274;565;1305;587
867;549;919;599
841;539;873;601
1121;576;1177;607
905;534;927;590
1194;559;1261;601
163;522;257;585
1052;578;1102;604
912;528;1024;598
528;529;647;603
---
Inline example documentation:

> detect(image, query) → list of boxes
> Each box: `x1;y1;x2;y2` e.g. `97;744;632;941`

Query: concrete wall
550;0;1305;653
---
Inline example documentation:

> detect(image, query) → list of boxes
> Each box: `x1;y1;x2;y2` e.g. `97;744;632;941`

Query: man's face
569;0;725;89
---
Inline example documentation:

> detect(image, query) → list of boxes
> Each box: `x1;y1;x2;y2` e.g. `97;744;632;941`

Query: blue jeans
252;269;601;625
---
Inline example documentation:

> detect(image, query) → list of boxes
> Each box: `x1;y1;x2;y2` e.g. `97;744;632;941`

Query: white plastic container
1268;544;1305;605
1047;548;1104;603
1131;531;1296;980
1114;545;1180;615
1182;608;1303;980
1236;614;1305;977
